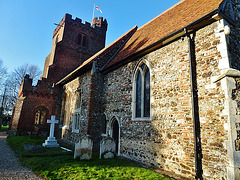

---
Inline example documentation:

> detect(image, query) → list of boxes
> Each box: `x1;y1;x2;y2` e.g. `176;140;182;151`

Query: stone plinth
42;115;59;147
43;137;59;147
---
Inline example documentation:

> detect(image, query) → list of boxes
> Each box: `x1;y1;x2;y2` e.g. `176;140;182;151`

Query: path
0;131;44;180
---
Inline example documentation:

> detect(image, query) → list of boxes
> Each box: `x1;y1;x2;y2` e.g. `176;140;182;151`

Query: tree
0;59;7;129
0;59;7;90
28;64;42;84
0;63;42;129
0;63;42;116
12;64;42;87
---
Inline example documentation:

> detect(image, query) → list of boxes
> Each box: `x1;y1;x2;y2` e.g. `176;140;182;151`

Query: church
10;0;240;179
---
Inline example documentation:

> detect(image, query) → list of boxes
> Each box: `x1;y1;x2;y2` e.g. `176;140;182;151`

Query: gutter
102;9;219;74
102;8;223;179
56;62;93;86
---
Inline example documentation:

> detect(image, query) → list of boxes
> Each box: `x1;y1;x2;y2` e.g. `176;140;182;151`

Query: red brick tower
42;14;108;84
11;14;107;134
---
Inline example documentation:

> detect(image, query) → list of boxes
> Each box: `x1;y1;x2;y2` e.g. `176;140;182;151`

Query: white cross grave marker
42;115;59;147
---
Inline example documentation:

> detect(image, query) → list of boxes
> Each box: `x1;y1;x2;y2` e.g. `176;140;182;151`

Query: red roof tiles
57;25;137;85
104;0;223;70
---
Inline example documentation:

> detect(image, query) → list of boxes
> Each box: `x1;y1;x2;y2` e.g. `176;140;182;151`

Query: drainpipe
184;28;203;180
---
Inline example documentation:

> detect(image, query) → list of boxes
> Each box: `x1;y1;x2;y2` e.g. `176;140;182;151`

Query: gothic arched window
133;62;151;120
34;107;48;125
72;90;82;133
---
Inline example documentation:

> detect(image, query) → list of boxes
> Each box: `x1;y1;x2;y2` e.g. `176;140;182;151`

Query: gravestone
74;140;81;159
23;144;44;152
42;115;59;147
100;136;116;159
74;136;93;160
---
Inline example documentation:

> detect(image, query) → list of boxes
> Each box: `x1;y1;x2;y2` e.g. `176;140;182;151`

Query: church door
112;118;119;154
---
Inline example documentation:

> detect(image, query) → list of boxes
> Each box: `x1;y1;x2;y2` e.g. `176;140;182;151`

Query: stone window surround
101;112;109;137
62;90;72;129
132;59;153;121
72;88;83;133
34;106;48;125
72;109;81;133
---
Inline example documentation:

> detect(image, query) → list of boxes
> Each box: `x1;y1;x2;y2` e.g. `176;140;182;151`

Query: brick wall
43;14;107;84
15;77;60;133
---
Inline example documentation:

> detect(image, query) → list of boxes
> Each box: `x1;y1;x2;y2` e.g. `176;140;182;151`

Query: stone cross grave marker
42;115;59;147
100;136;116;159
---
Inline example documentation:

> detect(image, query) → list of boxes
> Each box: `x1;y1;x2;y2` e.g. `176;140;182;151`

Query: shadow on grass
7;136;171;180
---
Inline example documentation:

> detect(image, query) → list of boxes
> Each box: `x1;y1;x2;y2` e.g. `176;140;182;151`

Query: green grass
7;136;170;180
0;125;9;132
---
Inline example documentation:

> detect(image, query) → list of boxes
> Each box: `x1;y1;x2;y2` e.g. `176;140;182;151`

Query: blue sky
0;0;180;73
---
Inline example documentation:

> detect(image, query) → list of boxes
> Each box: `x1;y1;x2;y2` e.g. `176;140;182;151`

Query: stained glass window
144;68;150;117
134;62;151;119
136;71;142;118
34;107;47;125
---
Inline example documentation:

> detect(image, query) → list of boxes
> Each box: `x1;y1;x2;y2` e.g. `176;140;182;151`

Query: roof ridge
105;0;222;72
138;0;186;31
56;25;138;85
101;26;137;71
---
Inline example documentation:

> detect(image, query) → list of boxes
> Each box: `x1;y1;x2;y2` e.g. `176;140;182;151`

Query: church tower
42;13;108;84
11;13;107;134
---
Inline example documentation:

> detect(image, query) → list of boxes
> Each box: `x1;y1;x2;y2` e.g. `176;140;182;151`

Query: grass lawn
0;125;9;132
7;136;171;180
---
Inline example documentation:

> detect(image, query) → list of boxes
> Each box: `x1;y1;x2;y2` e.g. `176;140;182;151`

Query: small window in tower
77;34;87;47
78;34;82;45
82;36;87;47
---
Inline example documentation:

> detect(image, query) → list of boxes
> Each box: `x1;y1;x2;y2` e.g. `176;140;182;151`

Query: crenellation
84;21;91;27
10;0;240;179
75;17;82;23
53;14;107;38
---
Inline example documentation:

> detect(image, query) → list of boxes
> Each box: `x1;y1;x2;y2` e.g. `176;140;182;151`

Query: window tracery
133;61;151;120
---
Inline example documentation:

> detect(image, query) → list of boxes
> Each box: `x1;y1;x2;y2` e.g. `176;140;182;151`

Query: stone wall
61;71;91;143
103;21;228;179
196;22;228;179
232;78;240;152
87;68;106;151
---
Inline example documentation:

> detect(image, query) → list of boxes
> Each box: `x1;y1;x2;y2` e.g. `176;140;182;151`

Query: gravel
0;132;44;180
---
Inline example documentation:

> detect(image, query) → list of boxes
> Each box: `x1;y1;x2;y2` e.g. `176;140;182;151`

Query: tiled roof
103;0;223;70
57;25;137;85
